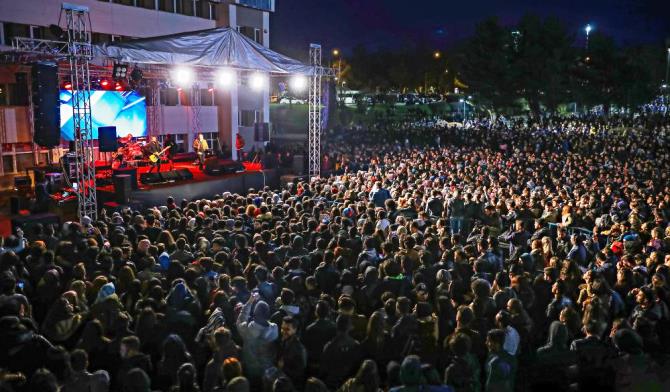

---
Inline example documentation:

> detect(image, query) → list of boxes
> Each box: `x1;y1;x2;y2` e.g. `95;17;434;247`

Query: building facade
0;0;274;176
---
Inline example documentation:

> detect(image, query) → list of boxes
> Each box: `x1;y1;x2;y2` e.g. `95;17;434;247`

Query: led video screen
59;90;147;140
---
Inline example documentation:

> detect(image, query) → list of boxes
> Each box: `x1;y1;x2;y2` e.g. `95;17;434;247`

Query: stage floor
97;161;271;207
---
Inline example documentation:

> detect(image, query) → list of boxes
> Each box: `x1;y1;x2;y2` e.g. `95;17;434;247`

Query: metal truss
191;83;202;136
11;37;69;58
64;4;97;222
308;44;322;180
148;81;161;136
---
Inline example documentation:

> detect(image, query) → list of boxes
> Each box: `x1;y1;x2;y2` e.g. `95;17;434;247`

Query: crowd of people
1;113;669;392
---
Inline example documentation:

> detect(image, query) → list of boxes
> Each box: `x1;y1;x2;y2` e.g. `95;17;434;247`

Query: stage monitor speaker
176;168;193;180
112;174;131;204
203;157;223;175
160;170;180;182
31;63;60;148
98;126;118;152
140;172;163;184
204;158;244;176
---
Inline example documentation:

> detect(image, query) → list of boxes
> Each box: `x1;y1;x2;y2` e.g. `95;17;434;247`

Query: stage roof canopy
95;27;312;74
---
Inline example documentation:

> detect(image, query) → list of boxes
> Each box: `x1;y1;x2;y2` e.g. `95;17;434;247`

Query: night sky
271;0;670;58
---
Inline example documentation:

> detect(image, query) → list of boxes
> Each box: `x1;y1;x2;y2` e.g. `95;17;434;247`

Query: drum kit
111;134;146;168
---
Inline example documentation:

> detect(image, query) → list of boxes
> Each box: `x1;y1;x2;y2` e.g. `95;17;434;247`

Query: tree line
344;15;667;116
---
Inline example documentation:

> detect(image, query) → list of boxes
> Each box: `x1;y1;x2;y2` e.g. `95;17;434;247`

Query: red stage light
208;88;214;93
114;82;123;91
100;80;110;87
64;82;72;90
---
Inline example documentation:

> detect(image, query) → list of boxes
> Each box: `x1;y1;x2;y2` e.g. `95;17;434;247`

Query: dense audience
1;113;670;392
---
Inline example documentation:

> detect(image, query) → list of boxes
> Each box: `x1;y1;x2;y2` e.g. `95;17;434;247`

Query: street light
665;48;670;88
332;49;340;57
433;51;441;59
459;98;465;119
585;24;593;50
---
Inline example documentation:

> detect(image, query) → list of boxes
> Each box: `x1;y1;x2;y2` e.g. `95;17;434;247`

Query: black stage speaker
140;172;163;184
98;126;118;152
112;174;131;204
160;170;180;182
176;168;193;180
31;63;60;148
204;158;244;175
113;167;138;190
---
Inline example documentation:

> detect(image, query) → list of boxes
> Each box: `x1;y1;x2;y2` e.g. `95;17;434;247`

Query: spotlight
112;63;128;80
63;81;72;90
114;82;123;91
289;75;307;92
207;83;214;93
217;68;236;88
173;67;193;87
100;79;110;88
249;72;267;91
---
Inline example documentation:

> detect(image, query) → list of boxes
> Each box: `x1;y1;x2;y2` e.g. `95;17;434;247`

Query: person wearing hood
41;295;85;345
90;282;123;334
531;321;575;391
236;294;278;387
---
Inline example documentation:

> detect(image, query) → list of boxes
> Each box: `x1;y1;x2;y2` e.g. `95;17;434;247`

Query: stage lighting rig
112;63;128;80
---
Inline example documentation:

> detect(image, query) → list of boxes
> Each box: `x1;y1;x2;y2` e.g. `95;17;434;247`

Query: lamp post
585;24;592;50
459;98;465;120
665;48;670;89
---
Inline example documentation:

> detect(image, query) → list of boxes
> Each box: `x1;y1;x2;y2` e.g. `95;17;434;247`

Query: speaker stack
31;63;60;148
112;174;132;204
98;126;118;152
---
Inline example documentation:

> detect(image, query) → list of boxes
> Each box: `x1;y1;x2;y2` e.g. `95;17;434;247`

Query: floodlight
217;68;236;88
250;73;267;91
173;67;193;87
289;75;307;92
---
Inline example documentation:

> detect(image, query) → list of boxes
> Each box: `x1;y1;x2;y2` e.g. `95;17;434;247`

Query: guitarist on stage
193;133;209;170
146;136;163;173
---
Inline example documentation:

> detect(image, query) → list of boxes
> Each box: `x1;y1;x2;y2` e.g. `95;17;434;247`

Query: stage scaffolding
63;4;97;222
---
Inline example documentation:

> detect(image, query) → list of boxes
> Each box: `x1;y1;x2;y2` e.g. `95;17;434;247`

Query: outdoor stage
96;160;277;208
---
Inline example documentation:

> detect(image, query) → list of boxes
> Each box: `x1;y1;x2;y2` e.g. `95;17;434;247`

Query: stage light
207;83;214;93
173;67;193;87
289;75;307;92
100;79;110;88
114;82;123;91
113;63;128;80
250;72;267;91
217;68;236;88
63;81;72;90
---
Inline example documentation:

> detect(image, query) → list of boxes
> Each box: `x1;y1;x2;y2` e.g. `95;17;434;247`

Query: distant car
279;97;306;104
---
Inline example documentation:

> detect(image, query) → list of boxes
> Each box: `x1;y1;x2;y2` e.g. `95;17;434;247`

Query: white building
0;0;275;176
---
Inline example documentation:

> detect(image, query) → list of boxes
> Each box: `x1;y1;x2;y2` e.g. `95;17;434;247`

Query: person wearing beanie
236;294;278;387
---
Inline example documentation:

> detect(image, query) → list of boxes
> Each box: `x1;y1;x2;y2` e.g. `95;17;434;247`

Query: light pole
459;98;465;120
665;48;670;88
585;24;592;50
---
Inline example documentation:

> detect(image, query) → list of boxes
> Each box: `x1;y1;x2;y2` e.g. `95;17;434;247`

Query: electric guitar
149;146;171;163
